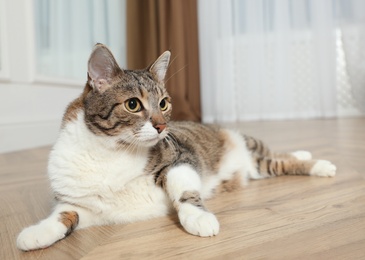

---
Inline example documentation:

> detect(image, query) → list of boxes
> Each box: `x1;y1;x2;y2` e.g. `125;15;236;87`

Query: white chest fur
48;112;151;211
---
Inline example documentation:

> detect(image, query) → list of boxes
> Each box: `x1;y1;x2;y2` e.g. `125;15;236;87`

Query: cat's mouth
118;130;168;148
117;122;169;148
137;130;168;147
117;135;161;148
129;122;168;147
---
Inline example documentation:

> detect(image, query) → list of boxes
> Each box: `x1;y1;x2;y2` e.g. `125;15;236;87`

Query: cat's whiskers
167;133;179;147
164;135;178;157
164;139;176;156
165;65;187;84
126;134;150;155
168;53;178;68
165;136;176;151
118;134;141;155
162;53;187;84
166;128;187;140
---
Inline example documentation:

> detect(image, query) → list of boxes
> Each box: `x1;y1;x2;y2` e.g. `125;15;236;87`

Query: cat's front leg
165;164;219;237
17;203;94;251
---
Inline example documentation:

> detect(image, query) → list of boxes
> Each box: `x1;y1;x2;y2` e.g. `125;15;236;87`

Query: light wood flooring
1;118;365;259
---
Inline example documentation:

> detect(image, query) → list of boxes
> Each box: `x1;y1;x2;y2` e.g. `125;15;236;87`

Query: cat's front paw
310;160;336;177
178;204;219;237
17;220;67;251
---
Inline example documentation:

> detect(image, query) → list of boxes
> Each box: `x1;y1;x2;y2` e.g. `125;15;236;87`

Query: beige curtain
126;0;201;121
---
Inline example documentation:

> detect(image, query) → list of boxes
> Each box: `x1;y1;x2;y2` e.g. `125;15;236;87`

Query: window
0;0;9;80
0;0;127;153
34;0;126;82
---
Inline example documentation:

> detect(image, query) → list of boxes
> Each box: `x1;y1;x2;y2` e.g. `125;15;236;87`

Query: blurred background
0;0;364;153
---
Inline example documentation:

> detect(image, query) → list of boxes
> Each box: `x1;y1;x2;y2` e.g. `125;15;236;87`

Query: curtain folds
126;0;201;121
198;0;365;123
338;0;365;114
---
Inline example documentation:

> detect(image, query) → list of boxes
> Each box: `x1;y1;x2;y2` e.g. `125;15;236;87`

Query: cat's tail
243;135;336;178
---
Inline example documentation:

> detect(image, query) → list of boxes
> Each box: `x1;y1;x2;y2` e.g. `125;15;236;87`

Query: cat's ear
149;51;171;83
88;43;122;93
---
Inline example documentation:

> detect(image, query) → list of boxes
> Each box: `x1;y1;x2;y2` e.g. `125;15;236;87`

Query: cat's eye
160;98;169;111
125;98;142;113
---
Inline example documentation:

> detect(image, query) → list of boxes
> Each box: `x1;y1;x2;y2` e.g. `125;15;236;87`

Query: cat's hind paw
310;160;336;177
178;204;219;237
17;220;67;251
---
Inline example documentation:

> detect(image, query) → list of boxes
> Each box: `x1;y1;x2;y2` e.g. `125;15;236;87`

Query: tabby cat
17;44;336;251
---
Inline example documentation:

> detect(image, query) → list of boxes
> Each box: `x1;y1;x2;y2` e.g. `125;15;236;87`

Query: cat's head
83;43;171;148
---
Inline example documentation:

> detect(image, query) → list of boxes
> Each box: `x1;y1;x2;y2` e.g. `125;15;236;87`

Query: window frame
0;0;10;81
1;0;124;87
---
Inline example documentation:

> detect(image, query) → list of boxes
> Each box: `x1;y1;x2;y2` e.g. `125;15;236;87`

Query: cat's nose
154;124;166;134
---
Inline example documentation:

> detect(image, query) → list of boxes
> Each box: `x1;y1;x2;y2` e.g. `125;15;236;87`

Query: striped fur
17;44;336;251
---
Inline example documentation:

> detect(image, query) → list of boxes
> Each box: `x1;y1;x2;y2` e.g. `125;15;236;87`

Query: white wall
0;0;83;153
0;83;81;153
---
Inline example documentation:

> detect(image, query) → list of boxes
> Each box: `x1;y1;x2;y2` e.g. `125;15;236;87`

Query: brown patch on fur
215;129;237;174
216;172;243;193
220;130;236;151
59;211;79;236
62;84;91;127
179;191;205;209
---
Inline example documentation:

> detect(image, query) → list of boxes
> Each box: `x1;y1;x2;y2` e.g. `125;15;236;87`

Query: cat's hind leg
245;135;311;161
164;164;219;237
254;156;336;178
244;135;336;177
17;203;94;251
271;151;336;177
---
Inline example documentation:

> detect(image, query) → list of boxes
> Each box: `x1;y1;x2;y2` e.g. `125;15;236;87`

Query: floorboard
1;118;364;259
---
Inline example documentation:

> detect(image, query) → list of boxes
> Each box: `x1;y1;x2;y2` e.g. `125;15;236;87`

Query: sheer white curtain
337;0;365;114
34;0;126;81
198;0;365;123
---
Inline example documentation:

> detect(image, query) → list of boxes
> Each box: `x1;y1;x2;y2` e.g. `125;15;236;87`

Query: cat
17;43;336;251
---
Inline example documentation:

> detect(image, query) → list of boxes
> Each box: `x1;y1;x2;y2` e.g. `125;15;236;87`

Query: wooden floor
1;118;365;260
